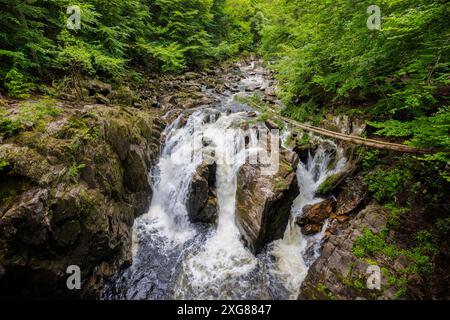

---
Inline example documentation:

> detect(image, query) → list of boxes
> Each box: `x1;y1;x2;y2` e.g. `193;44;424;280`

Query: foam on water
104;61;348;300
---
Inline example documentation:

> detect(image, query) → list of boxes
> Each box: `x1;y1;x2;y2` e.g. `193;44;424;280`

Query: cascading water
266;143;347;299
103;62;347;300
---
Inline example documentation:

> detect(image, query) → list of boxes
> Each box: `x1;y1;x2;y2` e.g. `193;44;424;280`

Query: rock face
0;103;163;298
235;149;299;254
298;204;389;300
187;161;218;224
296;199;336;235
335;174;368;216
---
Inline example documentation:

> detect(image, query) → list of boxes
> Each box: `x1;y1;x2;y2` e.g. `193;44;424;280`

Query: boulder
184;72;200;81
335;174;368;216
264;120;279;130
0;189;50;246
187;161;218;224
296;199;336;234
108;86;139;106
87;79;112;96
316;166;355;197
298;204;389;300
235;149;300;254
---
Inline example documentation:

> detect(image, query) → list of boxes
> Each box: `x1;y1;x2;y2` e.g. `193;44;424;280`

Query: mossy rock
317;168;354;196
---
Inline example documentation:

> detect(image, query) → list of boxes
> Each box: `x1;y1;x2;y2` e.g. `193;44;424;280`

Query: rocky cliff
236;148;300;254
0;99;163;298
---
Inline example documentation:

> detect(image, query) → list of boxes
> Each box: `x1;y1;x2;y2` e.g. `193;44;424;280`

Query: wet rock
152;101;162;109
298;204;389;300
235;149;300;254
187;161;218;224
316;167;354;196
0;104;163;299
95;93;110;105
293;143;316;163
335;174;368;216
265;120;279;130
87;79;112;96
296;199;336;234
123;145;151;193
299;199;335;225
302;224;323;235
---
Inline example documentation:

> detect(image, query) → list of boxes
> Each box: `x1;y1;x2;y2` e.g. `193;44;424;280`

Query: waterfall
173;114;259;299
267;145;347;299
104;61;348;300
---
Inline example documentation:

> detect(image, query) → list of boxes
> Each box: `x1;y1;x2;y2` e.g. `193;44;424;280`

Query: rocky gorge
0;58;448;300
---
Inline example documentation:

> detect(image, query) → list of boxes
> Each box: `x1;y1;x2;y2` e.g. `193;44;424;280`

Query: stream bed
103;62;347;300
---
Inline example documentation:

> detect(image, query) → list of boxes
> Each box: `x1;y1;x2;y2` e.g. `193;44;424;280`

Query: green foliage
136;39;186;73
364;167;413;203
369;107;450;181
0;158;10;172
0;0;262;93
361;149;380;171
414;230;438;257
274;179;289;192
435;217;450;236
69;161;86;177
394;287;407;300
259;0;449;113
318;173;340;195
4;69;35;98
353;227;435;275
353;228;394;259
383;203;409;228
0;99;61;138
258;0;450;171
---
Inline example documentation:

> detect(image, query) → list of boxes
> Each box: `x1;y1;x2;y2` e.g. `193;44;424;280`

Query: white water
267;144;347;299
173;115;258;299
105;62;348;300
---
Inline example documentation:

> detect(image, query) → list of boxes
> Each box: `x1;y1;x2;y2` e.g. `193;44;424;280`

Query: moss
0;98;61;138
316;283;336;300
317;173;340;195
285;131;311;149
274;179;289;192
69;161;86;178
0;158;10;172
78;188;104;221
353;226;436;276
394;287;407;300
353;278;364;290
383;203;409;228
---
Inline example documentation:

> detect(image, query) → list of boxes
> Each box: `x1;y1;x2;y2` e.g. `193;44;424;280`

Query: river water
103;61;347;300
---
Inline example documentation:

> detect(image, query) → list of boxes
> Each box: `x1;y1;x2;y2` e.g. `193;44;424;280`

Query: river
103;61;347;300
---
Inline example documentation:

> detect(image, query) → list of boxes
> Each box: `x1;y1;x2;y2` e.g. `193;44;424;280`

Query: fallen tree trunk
278;115;434;154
